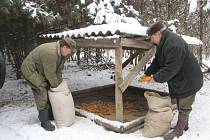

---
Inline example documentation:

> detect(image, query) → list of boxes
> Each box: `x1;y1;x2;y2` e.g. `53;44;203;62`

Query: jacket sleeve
41;54;61;88
145;53;160;76
153;44;185;83
56;60;64;84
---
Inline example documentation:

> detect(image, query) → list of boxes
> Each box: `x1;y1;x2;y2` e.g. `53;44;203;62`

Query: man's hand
139;75;155;83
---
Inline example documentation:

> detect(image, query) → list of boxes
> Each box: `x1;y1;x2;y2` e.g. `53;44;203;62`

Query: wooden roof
74;37;153;50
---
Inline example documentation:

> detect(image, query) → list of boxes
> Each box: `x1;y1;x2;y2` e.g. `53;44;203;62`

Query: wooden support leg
115;46;123;122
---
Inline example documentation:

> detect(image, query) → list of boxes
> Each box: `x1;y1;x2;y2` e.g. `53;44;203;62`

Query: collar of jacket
157;29;171;48
56;41;61;56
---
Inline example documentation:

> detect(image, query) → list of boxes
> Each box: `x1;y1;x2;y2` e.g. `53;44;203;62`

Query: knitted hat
62;37;76;49
146;21;167;36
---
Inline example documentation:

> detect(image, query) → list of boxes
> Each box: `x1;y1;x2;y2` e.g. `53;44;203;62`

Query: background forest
0;0;209;79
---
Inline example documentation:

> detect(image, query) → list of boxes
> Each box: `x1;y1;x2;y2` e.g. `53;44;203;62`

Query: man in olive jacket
21;37;76;131
143;21;203;140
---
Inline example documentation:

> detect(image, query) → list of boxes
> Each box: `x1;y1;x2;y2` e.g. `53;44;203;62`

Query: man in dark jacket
143;21;203;140
21;37;76;131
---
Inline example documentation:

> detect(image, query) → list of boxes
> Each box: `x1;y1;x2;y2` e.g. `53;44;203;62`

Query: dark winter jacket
145;29;203;98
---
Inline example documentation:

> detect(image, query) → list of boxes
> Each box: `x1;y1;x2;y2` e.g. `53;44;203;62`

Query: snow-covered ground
0;61;210;140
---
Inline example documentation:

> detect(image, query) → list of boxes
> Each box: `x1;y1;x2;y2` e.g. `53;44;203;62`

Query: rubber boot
171;120;188;130
184;120;189;131
38;109;55;131
47;91;54;121
48;104;54;121
163;115;188;140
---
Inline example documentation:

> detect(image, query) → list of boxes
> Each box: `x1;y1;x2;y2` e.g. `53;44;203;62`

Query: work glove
138;75;154;82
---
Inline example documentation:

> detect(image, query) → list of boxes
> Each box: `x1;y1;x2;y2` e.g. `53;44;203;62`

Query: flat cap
63;37;76;49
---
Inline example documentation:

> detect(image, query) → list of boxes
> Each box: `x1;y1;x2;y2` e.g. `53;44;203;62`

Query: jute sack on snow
48;81;75;128
144;91;172;111
143;91;173;138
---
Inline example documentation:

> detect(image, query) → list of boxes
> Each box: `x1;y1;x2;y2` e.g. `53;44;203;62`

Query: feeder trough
72;84;167;133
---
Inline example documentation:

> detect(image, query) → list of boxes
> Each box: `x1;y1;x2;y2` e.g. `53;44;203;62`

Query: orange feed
139;76;152;82
75;100;142;117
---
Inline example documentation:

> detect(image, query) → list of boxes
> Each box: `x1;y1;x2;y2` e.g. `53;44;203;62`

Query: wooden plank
122;50;141;69
121;37;153;49
94;116;145;133
76;109;145;133
123;123;144;134
75;38;121;49
115;45;123;122
119;46;156;93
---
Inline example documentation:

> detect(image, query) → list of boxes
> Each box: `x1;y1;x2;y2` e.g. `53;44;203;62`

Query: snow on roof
181;35;203;46
42;23;203;46
42;23;148;39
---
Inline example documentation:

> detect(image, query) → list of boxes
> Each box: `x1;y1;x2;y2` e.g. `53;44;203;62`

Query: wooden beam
121;37;152;49
75;38;121;49
122;50;141;69
119;46;156;93
115;45;123;122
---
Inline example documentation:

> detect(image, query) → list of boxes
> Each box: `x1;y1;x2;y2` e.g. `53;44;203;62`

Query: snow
22;1;50;18
203;0;210;11
188;0;210;12
1;0;209;139
43;22;203;46
0;60;210;140
203;58;210;68
181;35;203;45
80;0;85;4
87;0;138;24
188;0;197;13
76;108;144;129
43;22;147;38
41;0;203;46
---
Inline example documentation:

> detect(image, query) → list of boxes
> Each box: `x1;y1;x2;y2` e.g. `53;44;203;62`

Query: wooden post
119;47;156;93
115;45;123;122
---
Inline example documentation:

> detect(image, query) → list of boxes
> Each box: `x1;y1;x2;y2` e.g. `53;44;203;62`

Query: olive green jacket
21;41;65;88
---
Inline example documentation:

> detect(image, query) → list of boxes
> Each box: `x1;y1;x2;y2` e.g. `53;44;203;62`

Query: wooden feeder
42;26;167;133
71;36;158;133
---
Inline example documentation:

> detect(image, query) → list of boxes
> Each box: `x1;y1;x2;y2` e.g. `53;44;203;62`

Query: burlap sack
50;80;69;95
143;91;173;138
144;91;172;111
48;81;75;128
